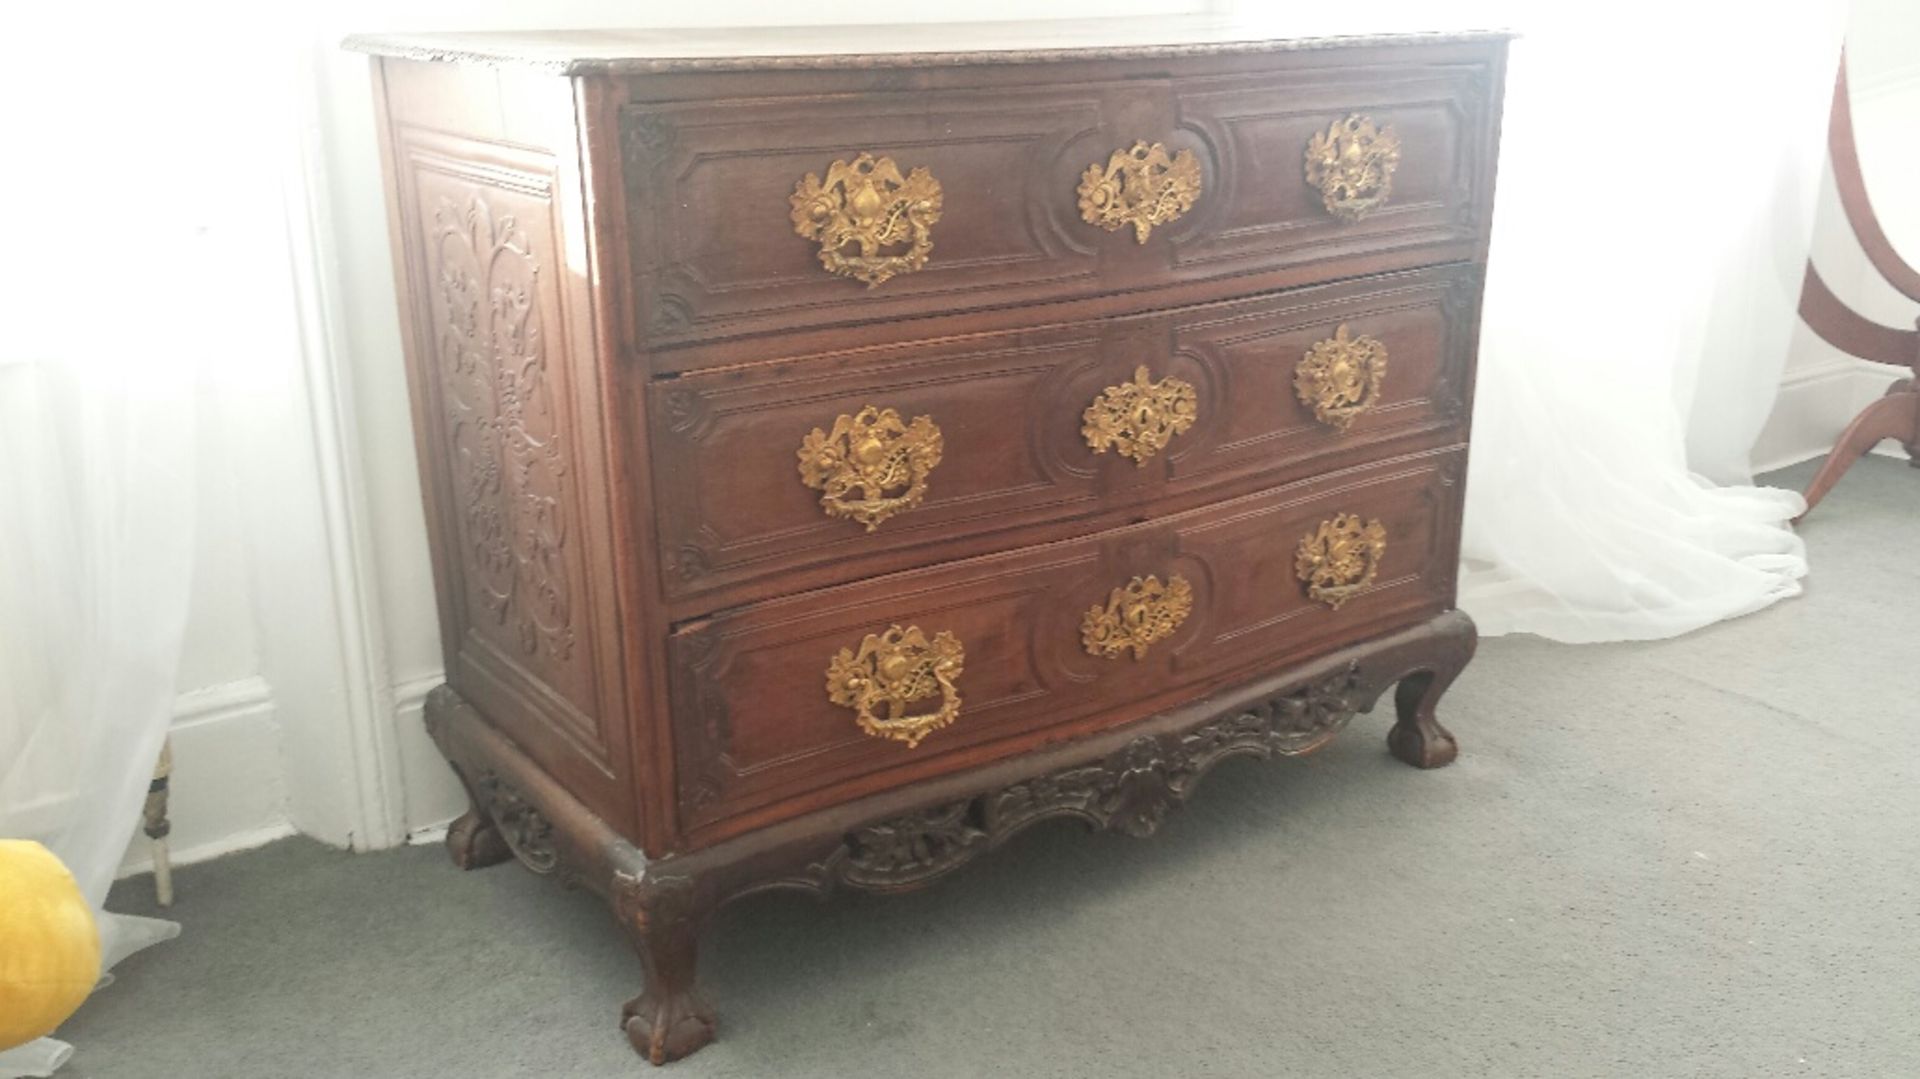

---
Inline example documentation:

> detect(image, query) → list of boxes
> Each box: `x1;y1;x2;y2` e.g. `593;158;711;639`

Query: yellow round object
0;840;101;1050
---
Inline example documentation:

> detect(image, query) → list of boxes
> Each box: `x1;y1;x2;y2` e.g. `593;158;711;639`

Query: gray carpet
60;458;1918;1078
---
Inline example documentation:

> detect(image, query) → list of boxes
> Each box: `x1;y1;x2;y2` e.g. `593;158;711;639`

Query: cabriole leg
1387;613;1475;769
616;873;717;1065
1388;671;1459;768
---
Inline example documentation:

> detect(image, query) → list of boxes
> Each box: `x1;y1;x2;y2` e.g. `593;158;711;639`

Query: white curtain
1456;2;1844;640
0;8;276;1074
1228;0;1844;641
0;367;193;1078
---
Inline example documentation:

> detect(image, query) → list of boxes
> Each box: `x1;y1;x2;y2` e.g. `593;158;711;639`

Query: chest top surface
343;18;1509;74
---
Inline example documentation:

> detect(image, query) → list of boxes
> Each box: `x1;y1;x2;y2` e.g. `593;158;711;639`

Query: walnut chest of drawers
350;20;1508;1065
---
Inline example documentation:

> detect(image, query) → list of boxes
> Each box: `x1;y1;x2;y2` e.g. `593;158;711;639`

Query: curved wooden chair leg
1797;380;1918;521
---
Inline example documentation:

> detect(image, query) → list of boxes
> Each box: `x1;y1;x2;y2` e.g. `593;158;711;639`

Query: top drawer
621;47;1503;362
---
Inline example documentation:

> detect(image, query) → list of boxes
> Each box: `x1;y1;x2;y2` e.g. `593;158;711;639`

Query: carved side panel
402;135;610;764
429;191;577;664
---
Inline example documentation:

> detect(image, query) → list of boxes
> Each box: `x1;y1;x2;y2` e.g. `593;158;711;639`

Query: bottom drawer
669;446;1465;840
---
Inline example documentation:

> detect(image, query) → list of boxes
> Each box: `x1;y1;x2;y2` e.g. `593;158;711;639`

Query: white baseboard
113;671;475;877
118;822;299;880
1752;357;1908;475
407;822;452;847
116;677;291;879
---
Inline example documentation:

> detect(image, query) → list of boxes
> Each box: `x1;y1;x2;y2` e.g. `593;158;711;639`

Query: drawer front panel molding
1166;62;1495;278
621;55;1499;361
667;448;1465;838
649;264;1480;610
622;83;1120;349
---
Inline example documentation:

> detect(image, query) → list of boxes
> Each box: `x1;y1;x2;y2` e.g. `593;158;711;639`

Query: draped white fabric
0;10;273;1074
1228;0;1844;640
1455;2;1843;640
0;362;192;1077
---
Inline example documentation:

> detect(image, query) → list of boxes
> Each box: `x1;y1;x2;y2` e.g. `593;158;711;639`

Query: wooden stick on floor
144;739;174;908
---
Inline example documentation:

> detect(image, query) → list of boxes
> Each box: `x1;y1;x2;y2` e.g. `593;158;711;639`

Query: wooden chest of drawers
351;20;1507;1065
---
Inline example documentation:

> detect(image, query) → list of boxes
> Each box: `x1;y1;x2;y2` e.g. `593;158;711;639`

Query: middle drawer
649;263;1478;613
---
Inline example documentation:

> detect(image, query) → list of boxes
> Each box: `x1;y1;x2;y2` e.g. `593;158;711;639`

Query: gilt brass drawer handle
790;153;944;287
1082;365;1199;466
797;405;943;531
1295;514;1387;610
1082;574;1193;660
1077;141;1203;244
1305;114;1402;223
1296;324;1388;431
826;624;966;749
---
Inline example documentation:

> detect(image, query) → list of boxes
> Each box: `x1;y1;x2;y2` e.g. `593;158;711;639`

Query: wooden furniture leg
444;768;512;871
616;874;717;1065
1798;379;1920;519
1387;613;1476;769
142;739;174;907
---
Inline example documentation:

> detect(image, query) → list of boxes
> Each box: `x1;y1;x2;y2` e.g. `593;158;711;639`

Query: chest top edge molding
344;21;1514;76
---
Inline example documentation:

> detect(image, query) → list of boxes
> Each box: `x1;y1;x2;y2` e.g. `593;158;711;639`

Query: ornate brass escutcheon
1077;141;1203;244
790;153;944;287
1082;365;1199;466
1296;324;1389;431
1082;574;1194;660
797;405;943;531
1304;114;1402;223
1295;513;1388;610
826;624;966;748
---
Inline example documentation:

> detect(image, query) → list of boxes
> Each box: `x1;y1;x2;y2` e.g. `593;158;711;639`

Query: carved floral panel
427;190;578;664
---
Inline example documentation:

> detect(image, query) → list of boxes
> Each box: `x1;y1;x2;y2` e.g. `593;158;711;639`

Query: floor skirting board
1754;356;1908;474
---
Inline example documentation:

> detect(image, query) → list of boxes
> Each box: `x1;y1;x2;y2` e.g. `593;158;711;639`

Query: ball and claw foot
1387;669;1461;769
622;985;717;1066
445;805;512;870
617;873;717;1065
